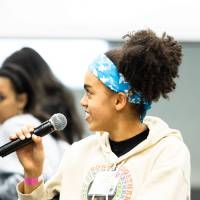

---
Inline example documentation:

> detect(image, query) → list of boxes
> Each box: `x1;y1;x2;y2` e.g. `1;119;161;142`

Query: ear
16;93;28;110
114;92;128;111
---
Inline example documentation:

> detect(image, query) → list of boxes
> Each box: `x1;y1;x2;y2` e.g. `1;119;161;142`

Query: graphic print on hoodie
81;164;133;200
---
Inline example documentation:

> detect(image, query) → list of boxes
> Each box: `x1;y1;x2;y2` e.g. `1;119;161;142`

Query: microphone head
50;113;67;131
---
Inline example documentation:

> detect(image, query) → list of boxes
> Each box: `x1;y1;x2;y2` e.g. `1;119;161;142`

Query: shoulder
159;135;190;164
0;114;41;136
3;113;40;125
56;134;100;169
145;115;190;157
155;136;190;186
144;116;190;169
63;133;103;159
151;135;191;185
71;134;99;151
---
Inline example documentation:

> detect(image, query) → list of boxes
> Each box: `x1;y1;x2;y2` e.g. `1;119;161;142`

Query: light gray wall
73;42;200;188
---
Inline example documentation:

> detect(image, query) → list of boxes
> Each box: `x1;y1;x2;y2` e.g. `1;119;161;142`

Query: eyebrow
84;84;92;90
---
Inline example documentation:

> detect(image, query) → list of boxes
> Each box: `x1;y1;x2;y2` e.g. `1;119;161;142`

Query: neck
108;114;146;142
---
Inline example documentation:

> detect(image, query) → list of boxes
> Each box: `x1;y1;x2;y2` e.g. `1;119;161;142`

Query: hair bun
118;29;182;102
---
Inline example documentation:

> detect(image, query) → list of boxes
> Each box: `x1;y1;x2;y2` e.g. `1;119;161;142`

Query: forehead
84;71;110;92
84;71;102;86
0;76;13;91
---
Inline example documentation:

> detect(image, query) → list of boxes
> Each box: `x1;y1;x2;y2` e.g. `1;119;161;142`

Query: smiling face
80;71;118;132
0;76;27;123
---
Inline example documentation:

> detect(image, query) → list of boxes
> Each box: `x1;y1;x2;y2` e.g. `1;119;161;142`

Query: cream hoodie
17;116;191;200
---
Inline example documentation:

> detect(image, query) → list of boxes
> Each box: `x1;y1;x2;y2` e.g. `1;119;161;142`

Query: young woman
0;64;67;200
14;29;190;200
1;47;84;144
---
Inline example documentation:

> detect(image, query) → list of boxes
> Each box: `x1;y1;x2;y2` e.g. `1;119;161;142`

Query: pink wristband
24;175;43;186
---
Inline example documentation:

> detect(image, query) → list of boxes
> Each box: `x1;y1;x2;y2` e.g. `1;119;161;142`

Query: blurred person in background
1;47;84;144
0;64;69;199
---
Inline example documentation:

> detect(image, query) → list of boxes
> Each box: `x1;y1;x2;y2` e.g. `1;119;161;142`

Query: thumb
32;134;43;148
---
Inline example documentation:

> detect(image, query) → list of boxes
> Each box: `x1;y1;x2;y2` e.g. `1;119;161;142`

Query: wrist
24;169;43;178
24;174;43;186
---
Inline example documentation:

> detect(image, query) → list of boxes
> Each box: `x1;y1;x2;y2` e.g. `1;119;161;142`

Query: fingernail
20;135;25;140
26;133;31;138
32;135;37;139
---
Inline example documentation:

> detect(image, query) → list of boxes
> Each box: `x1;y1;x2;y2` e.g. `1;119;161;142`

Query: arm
16;150;68;200
16;131;70;200
7;125;46;199
0;117;40;199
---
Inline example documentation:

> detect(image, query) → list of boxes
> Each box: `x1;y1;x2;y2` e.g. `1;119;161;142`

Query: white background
0;0;199;41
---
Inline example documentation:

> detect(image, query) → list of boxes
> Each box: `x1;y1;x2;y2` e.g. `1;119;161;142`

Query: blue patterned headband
88;54;151;121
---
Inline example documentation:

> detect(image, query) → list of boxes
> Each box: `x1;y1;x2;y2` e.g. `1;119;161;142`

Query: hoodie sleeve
16;169;62;200
136;137;191;200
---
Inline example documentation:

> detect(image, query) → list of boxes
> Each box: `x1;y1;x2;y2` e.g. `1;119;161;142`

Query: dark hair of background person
1;47;84;144
105;29;182;118
0;63;39;116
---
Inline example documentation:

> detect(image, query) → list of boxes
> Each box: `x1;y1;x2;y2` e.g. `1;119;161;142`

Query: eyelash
86;90;92;97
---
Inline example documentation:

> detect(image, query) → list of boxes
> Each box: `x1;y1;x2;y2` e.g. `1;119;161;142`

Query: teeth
85;112;90;119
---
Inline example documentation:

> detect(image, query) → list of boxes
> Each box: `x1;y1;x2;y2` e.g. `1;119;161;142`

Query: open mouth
85;111;90;120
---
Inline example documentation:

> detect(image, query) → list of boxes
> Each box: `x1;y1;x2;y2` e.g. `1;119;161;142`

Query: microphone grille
50;113;67;131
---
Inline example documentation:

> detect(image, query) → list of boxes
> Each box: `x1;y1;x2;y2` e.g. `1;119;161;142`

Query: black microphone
0;113;67;157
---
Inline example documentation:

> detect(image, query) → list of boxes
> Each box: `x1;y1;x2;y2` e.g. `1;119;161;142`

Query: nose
80;93;87;108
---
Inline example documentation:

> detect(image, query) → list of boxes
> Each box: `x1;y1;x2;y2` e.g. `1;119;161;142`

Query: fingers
9;134;18;140
10;126;39;142
10;127;31;140
18;127;33;139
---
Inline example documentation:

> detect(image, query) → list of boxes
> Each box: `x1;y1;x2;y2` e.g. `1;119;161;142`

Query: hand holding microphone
0;113;67;177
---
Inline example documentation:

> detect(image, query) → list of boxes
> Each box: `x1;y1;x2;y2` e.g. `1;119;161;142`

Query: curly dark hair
106;29;182;103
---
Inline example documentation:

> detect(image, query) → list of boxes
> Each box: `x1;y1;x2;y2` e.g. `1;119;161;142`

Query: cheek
90;101;113;119
0;105;10;123
0;100;19;119
89;102;102;116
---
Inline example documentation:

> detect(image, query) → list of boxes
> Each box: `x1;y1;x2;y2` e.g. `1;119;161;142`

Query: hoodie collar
96;116;183;165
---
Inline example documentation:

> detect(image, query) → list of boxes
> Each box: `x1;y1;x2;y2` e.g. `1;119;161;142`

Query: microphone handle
0;138;33;157
0;121;54;157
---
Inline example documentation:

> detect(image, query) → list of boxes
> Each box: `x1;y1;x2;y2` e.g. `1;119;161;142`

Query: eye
0;94;6;102
85;89;94;98
86;90;92;97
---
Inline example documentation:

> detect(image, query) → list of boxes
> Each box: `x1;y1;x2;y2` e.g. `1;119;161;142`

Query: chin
88;126;97;132
90;126;106;133
87;123;102;132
